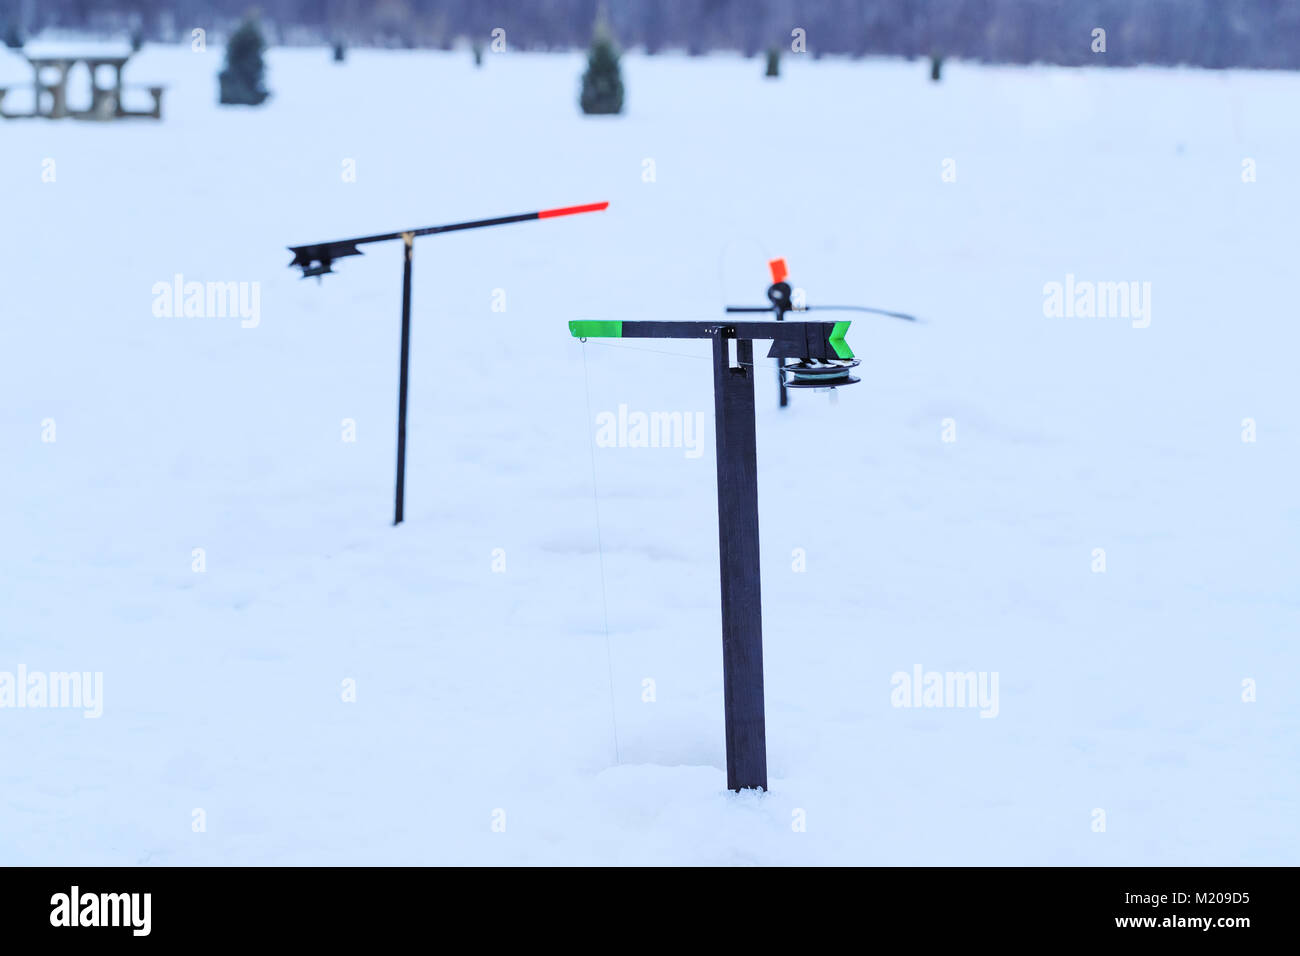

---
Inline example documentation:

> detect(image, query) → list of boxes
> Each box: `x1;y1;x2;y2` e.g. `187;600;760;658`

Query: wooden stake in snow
569;318;860;791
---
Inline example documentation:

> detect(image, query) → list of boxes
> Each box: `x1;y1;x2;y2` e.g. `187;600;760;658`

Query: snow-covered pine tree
219;17;270;105
579;24;624;115
765;47;780;77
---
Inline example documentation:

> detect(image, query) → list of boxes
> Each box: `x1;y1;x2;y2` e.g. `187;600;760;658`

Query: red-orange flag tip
768;257;788;284
537;201;610;219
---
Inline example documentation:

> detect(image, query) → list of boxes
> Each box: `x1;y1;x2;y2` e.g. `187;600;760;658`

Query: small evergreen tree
2;21;23;49
219;16;270;105
765;47;780;77
930;54;944;82
579;24;623;115
332;40;346;63
472;40;483;67
130;27;144;52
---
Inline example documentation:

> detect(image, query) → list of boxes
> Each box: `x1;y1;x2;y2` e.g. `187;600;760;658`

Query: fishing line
805;305;918;322
715;236;772;311
580;343;621;766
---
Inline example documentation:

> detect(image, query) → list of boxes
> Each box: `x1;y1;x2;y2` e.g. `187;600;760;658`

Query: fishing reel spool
781;357;861;389
765;258;859;390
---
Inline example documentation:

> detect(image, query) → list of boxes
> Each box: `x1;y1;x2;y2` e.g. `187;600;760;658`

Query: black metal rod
774;307;789;408
711;332;767;792
288;203;608;275
340;211;541;249
393;235;414;525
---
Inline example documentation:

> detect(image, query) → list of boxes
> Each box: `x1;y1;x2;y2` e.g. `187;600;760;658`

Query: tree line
5;0;1300;70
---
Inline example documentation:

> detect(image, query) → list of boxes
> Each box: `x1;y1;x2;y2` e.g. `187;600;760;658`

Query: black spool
781;358;861;389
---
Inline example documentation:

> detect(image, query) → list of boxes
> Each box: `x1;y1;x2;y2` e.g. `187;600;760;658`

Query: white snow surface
1;46;1297;865
19;40;135;60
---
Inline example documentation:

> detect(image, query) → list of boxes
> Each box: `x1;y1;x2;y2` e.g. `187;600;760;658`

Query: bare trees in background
4;0;1299;69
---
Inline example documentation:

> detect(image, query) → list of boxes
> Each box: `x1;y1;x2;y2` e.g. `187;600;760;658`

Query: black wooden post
393;232;414;525
711;331;768;791
570;317;860;792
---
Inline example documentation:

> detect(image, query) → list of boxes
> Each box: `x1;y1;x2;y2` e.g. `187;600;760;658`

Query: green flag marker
569;320;623;339
828;321;853;359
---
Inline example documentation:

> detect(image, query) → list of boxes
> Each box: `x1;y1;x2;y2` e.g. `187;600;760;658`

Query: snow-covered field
1;45;1297;865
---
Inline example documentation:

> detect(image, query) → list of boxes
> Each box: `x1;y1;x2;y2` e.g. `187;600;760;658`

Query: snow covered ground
1;44;1297;865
